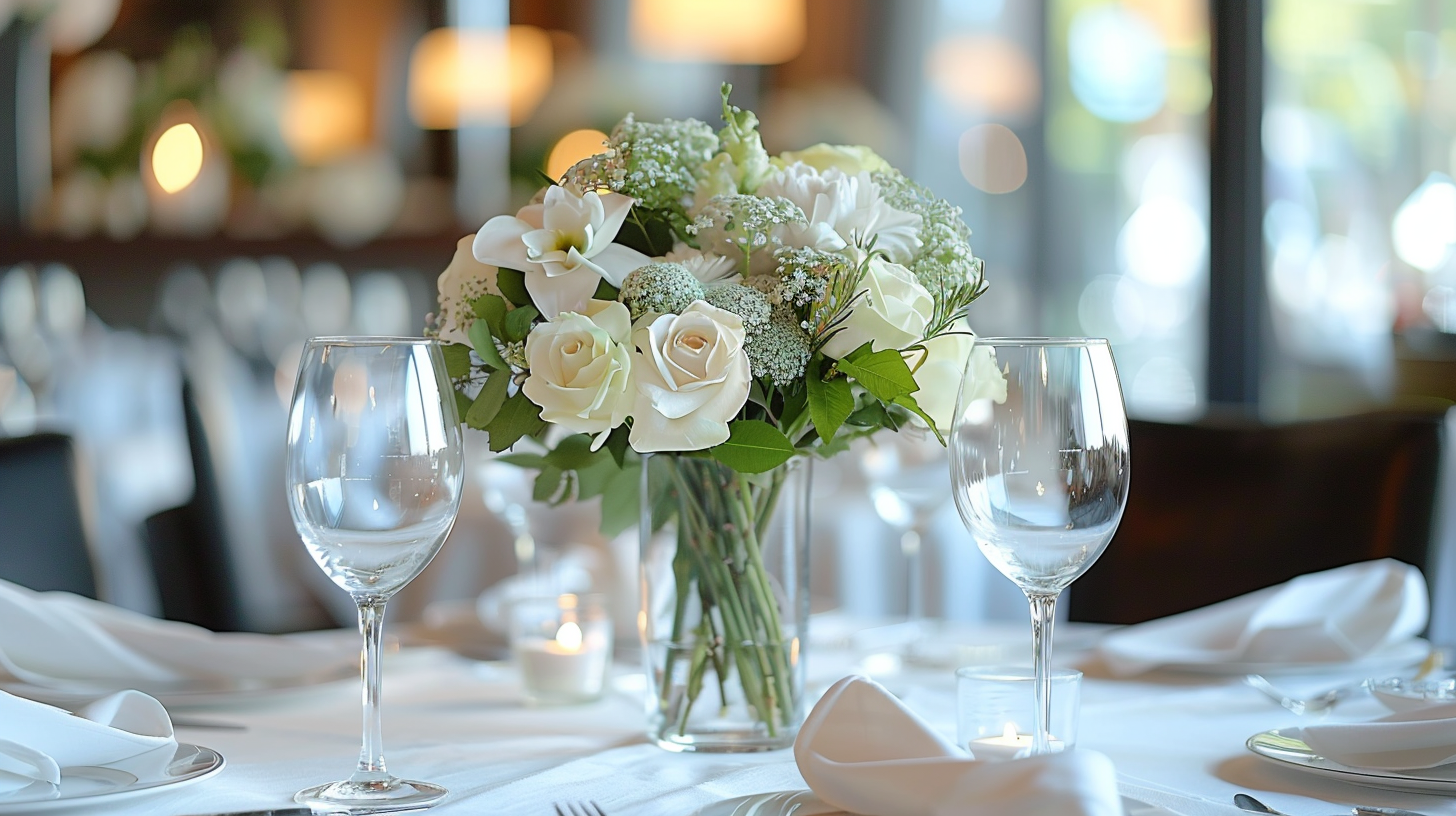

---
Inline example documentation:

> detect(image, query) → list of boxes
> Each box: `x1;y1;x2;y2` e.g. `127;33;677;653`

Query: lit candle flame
555;621;583;651
1001;722;1019;741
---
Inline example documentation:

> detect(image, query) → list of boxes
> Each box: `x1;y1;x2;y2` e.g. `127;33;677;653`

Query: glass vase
639;454;811;752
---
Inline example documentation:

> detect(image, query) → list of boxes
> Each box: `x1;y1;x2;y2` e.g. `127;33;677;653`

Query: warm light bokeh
150;123;203;193
545;129;609;182
928;36;1041;119
281;70;368;165
408;26;553;129
630;0;806;65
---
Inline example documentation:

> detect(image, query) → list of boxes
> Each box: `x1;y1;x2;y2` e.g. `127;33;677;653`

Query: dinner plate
1246;728;1456;794
0;662;356;708
1153;638;1431;677
688;790;1178;815
0;742;224;812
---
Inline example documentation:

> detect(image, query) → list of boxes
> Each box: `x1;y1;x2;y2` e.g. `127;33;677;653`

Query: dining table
53;615;1455;816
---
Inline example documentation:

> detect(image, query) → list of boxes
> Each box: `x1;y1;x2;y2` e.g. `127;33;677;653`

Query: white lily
472;186;651;318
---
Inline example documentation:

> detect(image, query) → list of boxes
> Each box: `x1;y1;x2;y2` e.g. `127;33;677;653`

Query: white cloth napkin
1098;559;1428;676
0;688;176;798
794;675;1123;816
1294;700;1456;770
0;579;354;688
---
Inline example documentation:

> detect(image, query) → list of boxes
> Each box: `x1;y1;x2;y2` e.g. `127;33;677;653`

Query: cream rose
777;143;893;176
910;324;1007;432
436;234;502;345
522;300;634;448
820;255;934;359
629;301;750;452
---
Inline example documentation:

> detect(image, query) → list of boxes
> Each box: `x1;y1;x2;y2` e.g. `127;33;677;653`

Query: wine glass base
294;778;447;812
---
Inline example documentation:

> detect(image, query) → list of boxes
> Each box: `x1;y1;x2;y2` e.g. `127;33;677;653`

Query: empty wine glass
858;426;948;628
286;337;464;811
949;338;1129;754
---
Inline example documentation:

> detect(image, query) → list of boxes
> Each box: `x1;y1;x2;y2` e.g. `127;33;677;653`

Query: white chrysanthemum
664;242;739;284
756;163;923;267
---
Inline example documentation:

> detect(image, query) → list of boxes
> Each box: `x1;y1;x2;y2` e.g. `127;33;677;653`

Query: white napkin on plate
794;675;1123;816
0;689;176;798
0;578;354;688
1294;700;1456;770
1098;560;1428;676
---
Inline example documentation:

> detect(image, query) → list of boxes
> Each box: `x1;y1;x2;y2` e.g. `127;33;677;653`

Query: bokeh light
150;123;203;194
958;124;1028;194
1068;5;1167;123
1391;173;1456;273
1116;198;1207;287
546;129;609;182
282;71;367;165
408;26;554;129
630;0;806;64
928;35;1040;119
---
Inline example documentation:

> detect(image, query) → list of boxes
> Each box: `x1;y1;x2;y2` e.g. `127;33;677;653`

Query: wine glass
286;337;463;811
858;426;948;631
949;338;1129;754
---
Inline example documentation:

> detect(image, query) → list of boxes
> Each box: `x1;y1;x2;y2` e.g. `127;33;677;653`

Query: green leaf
495;268;532;308
892;394;946;445
836;343;919;403
709;419;796;474
495;452;548;469
598;463;641;538
468;320;507;371
544;434;599;470
575;456;619;501
533;466;565;502
484;390;548;453
593;278;620;301
441;343;474;379
454;390;474;423
845;398;890;428
503;305;540;343
465;370;510;429
778;384;808;431
604;425;631;467
806;356;854;443
471;293;509;339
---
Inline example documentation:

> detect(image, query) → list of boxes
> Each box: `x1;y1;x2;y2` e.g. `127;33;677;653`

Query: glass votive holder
956;665;1082;761
510;593;612;705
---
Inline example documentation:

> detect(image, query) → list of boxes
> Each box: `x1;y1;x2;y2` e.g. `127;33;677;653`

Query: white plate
689;790;1177;815
0;663;356;708
1246;728;1456;794
1153;638;1431;677
0;742;224;812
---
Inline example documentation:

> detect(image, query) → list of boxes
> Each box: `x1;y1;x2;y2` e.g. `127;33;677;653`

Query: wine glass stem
903;523;925;622
1027;591;1058;755
352;598;390;784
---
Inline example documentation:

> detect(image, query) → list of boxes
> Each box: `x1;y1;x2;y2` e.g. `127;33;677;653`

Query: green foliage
441;343;474;379
836;343;919;403
464;370;510;429
709;420;795;474
495;268;533;308
805;355;853;444
483;391;547;453
503;305;540;343
467;320;507;371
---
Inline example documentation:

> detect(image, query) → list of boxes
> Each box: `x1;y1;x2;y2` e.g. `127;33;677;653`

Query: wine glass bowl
950;338;1128;753
286;336;463;811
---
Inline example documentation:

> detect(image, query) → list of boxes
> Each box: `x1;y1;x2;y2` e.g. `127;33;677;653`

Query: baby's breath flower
702;282;771;330
872;170;979;292
689;194;805;267
565;115;718;221
745;309;811;386
501;340;529;371
773;246;850;310
617;262;704;321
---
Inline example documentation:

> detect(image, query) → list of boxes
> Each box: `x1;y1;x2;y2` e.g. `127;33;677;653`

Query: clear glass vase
639;454;811;752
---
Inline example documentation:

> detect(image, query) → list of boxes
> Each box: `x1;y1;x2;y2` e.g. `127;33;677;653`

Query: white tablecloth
40;622;1456;816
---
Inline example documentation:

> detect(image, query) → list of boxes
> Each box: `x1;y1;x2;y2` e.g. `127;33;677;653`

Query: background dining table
74;617;1456;816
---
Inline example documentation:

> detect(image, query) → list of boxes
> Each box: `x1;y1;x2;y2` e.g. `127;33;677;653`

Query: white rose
436;234;502;345
911;324;1007;432
522;300;634;448
629;301;750;452
777;143;893;176
473;186;650;318
820;255;934;359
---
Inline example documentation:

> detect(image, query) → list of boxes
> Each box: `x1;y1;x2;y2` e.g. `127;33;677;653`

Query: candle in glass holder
511;594;612;704
957;666;1080;761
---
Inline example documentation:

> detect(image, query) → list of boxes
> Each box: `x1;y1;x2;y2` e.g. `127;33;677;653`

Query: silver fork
554;802;607;816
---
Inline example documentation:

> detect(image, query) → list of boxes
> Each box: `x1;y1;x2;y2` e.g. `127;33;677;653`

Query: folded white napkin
1294;700;1456;770
794;675;1122;816
0;689;176;798
0;579;354;688
1098;560;1428;676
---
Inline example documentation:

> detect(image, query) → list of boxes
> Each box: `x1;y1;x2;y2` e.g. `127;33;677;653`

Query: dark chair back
0;432;98;596
1069;410;1448;625
143;380;244;631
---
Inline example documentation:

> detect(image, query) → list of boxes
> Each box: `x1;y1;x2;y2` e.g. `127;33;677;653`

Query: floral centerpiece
430;85;1002;750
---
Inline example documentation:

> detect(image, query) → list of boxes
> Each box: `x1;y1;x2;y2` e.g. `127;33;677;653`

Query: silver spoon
1235;792;1427;816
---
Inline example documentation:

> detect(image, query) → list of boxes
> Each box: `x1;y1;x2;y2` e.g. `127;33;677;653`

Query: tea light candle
968;722;1064;761
511;595;613;704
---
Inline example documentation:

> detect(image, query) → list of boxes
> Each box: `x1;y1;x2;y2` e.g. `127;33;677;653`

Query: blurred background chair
0;432;98;596
1069;408;1452;627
